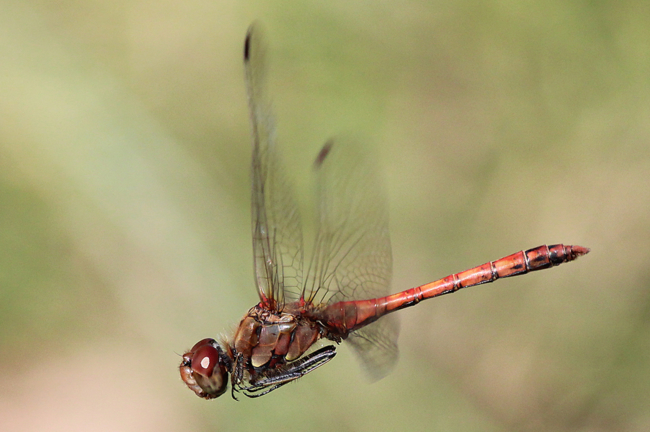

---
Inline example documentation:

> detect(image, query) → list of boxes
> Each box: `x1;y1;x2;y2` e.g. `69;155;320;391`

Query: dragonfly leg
241;345;337;398
230;352;248;401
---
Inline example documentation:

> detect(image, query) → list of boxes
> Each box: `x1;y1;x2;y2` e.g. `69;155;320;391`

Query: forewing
306;139;399;380
244;25;303;309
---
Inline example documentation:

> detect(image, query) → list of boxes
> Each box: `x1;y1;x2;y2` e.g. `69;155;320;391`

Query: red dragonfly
179;25;590;400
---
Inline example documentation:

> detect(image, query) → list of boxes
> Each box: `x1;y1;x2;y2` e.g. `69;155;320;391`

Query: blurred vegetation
1;1;649;431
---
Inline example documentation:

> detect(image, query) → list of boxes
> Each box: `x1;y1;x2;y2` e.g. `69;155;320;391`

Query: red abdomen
314;244;589;336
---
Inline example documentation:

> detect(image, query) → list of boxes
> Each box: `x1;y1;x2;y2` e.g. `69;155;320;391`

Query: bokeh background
1;1;648;431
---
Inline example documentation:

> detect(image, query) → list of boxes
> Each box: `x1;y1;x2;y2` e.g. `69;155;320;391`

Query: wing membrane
306;139;399;380
244;26;399;378
245;25;303;309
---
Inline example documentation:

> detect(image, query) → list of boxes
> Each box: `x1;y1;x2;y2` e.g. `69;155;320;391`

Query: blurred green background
1;1;648;431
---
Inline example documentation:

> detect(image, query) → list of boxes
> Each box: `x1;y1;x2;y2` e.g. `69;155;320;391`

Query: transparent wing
245;25;303;309
305;139;400;380
346;314;399;381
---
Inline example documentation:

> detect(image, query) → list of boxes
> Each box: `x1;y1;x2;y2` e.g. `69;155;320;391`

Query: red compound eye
191;342;219;378
180;338;229;399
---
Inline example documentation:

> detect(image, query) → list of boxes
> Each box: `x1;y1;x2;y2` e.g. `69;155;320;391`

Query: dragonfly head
180;338;230;399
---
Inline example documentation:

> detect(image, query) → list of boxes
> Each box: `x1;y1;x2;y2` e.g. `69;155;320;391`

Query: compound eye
191;343;219;378
180;338;229;399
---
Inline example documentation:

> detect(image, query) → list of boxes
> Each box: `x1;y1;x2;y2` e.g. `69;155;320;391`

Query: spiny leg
230;352;247;401
242;346;337;398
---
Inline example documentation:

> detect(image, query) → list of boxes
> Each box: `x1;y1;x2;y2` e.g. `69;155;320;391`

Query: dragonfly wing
305;139;392;304
306;138;399;380
346;314;400;381
245;25;303;309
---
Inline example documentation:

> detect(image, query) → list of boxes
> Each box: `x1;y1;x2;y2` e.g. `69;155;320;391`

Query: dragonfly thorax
234;304;323;369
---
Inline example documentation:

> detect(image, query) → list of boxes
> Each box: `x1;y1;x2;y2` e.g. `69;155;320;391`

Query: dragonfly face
180;338;230;399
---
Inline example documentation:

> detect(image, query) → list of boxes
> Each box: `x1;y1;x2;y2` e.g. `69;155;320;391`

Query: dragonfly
179;25;590;400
